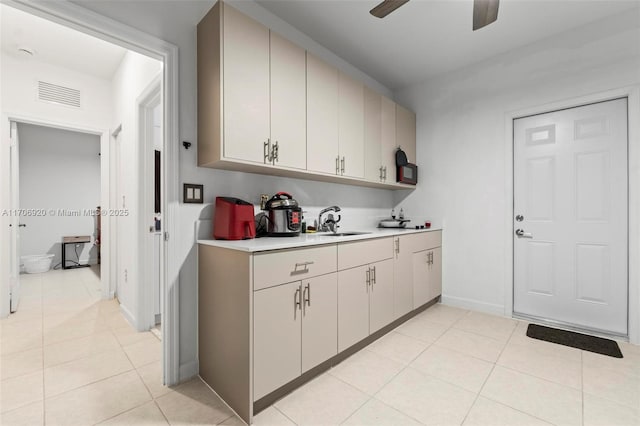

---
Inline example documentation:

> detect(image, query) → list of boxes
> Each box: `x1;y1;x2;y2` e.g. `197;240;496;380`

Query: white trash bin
21;254;55;274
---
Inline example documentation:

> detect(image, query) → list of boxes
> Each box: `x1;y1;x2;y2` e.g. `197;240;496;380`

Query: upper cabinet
270;32;307;170
306;53;339;175
197;1;416;189
364;89;397;183
338;72;364;178
396;104;417;165
221;3;270;164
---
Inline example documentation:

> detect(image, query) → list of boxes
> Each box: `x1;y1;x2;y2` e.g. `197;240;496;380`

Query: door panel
369;259;394;333
514;98;628;335
253;281;301;400
364;87;382;182
9;122;20;313
301;273;337;372
270;31;306;169
338;266;369;352
393;236;414;318
306;53;339;175
338;71;364;178
428;247;442;301
412;250;429;308
381;96;397;182
222;3;270;163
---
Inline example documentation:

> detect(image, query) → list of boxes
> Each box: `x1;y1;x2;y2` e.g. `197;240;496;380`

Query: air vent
37;81;81;108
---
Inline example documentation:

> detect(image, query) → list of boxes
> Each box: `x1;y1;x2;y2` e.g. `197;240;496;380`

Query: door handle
341;157;345;175
515;229;533;238
371;266;376;285
294;286;301;318
366;268;371;289
264;139;272;163
272;140;279;164
383;166;387;181
18;223;26;227
336;156;340;175
303;283;310;307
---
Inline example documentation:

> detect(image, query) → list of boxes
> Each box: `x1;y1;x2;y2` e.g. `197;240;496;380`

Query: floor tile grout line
273;405;298;426
152;399;172;426
91;397;155;426
460;316;519;425
42;366;137;403
476;394;556;426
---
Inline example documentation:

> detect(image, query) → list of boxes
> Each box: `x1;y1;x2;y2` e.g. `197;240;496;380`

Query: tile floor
2;268;639;425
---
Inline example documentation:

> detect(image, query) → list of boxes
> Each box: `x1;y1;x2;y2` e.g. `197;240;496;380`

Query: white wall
1;53;112;131
394;11;640;315
71;0;397;380
110;50;162;328
18;123;101;266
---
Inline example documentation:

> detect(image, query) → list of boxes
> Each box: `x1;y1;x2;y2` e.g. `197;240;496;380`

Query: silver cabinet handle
515;229;533;238
383;166;387;181
263;139;272;163
379;166;383;181
341;157;345;175
272;140;279;164
294;286;301;318
371;266;376;285
395;238;400;255
295;261;315;268
366;268;371;288
336;156;340;175
304;283;310;307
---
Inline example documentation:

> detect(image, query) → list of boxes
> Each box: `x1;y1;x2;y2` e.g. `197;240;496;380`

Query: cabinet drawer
254;245;337;291
414;230;442;252
338;237;393;270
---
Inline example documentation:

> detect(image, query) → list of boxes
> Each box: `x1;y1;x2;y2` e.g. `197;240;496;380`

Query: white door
369;258;394;333
9;121;20;313
514;98;628;335
337;265;369;352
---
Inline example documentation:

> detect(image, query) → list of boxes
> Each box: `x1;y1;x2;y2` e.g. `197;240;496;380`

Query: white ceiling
0;4;127;80
256;0;640;90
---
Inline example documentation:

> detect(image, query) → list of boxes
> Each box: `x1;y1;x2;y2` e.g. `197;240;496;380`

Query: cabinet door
412;250;430;308
270;31;306;170
396;103;416;165
307;53;339;175
222;3;270;163
364;87;382;182
381;96;397;182
369;259;394;333
338;266;369;352
301;273;337;372
393;236;414;318
338;72;364;178
253;281;302;400
428;247;442;301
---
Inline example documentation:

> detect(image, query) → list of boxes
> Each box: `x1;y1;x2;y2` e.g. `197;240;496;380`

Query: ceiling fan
370;0;500;31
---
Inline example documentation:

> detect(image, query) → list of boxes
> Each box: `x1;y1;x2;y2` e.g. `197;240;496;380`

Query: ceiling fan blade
370;0;410;19
473;0;499;30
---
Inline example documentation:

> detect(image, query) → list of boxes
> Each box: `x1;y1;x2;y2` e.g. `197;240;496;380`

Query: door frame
0;0;181;385
137;74;163;331
504;86;640;344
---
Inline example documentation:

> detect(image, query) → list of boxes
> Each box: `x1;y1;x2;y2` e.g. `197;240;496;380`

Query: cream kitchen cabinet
198;1;416;189
337;238;394;351
338;72;364;178
413;246;442;308
306;52;339;175
307;55;364;178
269;32;307;169
198;2;306;169
254;272;337;400
393;234;415;319
364;88;397;183
396;103;417;165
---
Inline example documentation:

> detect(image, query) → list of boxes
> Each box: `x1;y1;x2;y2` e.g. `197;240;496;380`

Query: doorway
513;98;629;336
1;0;179;386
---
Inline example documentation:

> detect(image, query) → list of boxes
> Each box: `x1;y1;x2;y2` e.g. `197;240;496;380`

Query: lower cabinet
338;258;393;352
253;273;337;400
413;246;442;308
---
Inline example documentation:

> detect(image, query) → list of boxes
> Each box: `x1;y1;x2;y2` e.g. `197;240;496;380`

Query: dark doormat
526;324;623;358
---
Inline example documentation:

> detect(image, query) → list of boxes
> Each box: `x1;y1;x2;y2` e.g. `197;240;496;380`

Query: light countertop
197;227;442;253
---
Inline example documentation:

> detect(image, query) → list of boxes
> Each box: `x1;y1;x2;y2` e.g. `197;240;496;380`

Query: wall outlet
260;194;269;210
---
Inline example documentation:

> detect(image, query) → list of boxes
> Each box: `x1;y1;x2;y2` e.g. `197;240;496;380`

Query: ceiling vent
37;81;81;108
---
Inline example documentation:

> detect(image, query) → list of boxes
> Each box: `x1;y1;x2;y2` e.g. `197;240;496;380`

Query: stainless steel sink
318;232;371;237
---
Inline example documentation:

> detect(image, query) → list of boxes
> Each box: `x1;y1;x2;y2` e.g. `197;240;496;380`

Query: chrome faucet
318;206;341;233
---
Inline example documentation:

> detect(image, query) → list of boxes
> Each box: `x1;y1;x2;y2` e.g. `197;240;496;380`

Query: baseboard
440;295;505;317
119;304;138;330
179;359;199;381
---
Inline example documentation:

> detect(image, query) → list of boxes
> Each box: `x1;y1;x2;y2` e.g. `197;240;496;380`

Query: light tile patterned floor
2;268;639;425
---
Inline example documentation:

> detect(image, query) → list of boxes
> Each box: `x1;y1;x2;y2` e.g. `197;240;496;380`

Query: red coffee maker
213;197;256;240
